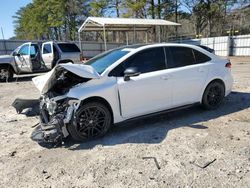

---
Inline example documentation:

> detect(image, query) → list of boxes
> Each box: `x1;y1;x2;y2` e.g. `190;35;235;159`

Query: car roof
118;43;201;50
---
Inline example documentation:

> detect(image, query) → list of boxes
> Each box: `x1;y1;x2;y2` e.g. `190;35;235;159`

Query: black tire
0;67;13;82
67;102;112;142
202;81;225;110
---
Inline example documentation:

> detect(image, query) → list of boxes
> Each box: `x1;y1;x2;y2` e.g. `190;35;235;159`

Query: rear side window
167;47;196;68
166;47;211;68
110;47;166;76
43;44;52;54
193;49;211;63
57;43;80;52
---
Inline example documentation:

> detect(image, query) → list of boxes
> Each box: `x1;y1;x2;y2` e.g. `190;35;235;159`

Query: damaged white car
13;43;233;144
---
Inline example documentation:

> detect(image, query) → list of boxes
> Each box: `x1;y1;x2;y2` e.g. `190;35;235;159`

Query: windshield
85;49;129;74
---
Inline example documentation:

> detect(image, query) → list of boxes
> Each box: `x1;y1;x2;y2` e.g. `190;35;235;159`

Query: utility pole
1;27;5;40
1;27;7;54
175;0;178;39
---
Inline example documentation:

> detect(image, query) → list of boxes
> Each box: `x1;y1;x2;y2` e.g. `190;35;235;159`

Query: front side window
110;47;166;76
43;44;52;54
18;44;29;55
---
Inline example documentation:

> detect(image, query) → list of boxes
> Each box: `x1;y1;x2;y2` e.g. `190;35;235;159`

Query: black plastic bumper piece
12;98;40;116
31;114;65;146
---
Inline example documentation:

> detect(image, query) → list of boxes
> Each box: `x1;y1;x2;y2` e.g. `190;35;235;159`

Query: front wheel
0;67;13;82
68;102;112;142
202;81;225;110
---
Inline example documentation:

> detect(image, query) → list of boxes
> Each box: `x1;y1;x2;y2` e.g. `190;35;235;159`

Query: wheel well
203;79;226;98
207;79;225;90
0;64;15;74
81;97;114;124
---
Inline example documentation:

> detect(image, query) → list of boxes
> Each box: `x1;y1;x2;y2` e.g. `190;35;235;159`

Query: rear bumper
224;73;234;96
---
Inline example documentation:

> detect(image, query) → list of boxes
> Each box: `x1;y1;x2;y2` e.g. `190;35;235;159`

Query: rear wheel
68;102;112;142
202;81;225;110
0;67;13;82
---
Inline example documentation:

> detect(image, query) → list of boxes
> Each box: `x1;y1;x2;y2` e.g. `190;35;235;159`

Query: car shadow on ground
12;75;38;82
63;91;250;150
12;73;45;82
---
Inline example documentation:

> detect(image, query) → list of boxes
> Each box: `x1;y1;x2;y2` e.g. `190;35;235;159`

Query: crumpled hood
0;55;14;63
32;63;100;94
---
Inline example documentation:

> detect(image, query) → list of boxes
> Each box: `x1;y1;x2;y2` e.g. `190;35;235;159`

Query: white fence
200;36;229;56
0;40;124;57
232;35;250;56
171;34;250;56
1;35;250;57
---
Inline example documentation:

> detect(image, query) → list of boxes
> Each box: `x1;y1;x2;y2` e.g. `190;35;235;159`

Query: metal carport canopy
78;17;181;51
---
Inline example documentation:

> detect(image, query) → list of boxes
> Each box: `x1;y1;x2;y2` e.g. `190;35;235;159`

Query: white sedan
32;43;233;144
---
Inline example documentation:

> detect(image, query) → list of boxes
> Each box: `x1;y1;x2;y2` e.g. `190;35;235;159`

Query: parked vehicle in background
0;41;82;82
28;43;233;144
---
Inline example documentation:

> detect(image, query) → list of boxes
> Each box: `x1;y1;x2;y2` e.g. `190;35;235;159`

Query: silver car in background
0;41;82;82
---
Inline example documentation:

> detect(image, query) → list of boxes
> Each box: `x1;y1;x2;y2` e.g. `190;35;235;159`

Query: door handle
198;68;205;72
161;75;171;80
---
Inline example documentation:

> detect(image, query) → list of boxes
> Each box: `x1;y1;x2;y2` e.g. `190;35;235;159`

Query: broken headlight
43;97;79;116
46;100;57;115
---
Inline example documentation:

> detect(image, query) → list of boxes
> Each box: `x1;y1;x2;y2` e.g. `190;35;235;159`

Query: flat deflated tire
202;81;225;110
68;102;112;142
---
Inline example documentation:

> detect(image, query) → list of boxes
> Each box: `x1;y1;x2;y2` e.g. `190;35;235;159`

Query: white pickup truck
0;41;82;82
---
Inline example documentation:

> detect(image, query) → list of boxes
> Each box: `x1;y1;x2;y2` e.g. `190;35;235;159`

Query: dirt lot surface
0;57;250;188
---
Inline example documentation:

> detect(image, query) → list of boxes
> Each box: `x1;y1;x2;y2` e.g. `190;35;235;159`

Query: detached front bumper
31;112;68;144
31;98;80;145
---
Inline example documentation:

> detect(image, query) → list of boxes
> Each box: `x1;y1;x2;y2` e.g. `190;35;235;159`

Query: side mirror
13;52;20;57
124;67;140;81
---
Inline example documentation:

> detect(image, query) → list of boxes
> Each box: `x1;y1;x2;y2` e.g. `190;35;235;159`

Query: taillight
225;62;231;68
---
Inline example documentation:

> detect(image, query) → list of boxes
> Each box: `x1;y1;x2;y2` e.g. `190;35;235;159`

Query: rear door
41;42;53;69
165;46;211;107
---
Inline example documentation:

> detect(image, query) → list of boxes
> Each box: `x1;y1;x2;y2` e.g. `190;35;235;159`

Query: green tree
14;0;89;40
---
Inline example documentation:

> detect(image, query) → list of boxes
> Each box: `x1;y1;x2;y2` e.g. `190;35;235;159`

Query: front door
115;47;173;118
14;42;32;72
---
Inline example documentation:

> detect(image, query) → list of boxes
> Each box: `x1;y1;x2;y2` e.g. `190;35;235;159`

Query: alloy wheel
206;85;224;107
76;106;108;138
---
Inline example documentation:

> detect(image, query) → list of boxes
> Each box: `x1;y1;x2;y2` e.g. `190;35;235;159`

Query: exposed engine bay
45;66;90;96
12;63;100;146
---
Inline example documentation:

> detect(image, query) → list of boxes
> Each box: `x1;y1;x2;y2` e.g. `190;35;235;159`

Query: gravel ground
0;57;249;188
